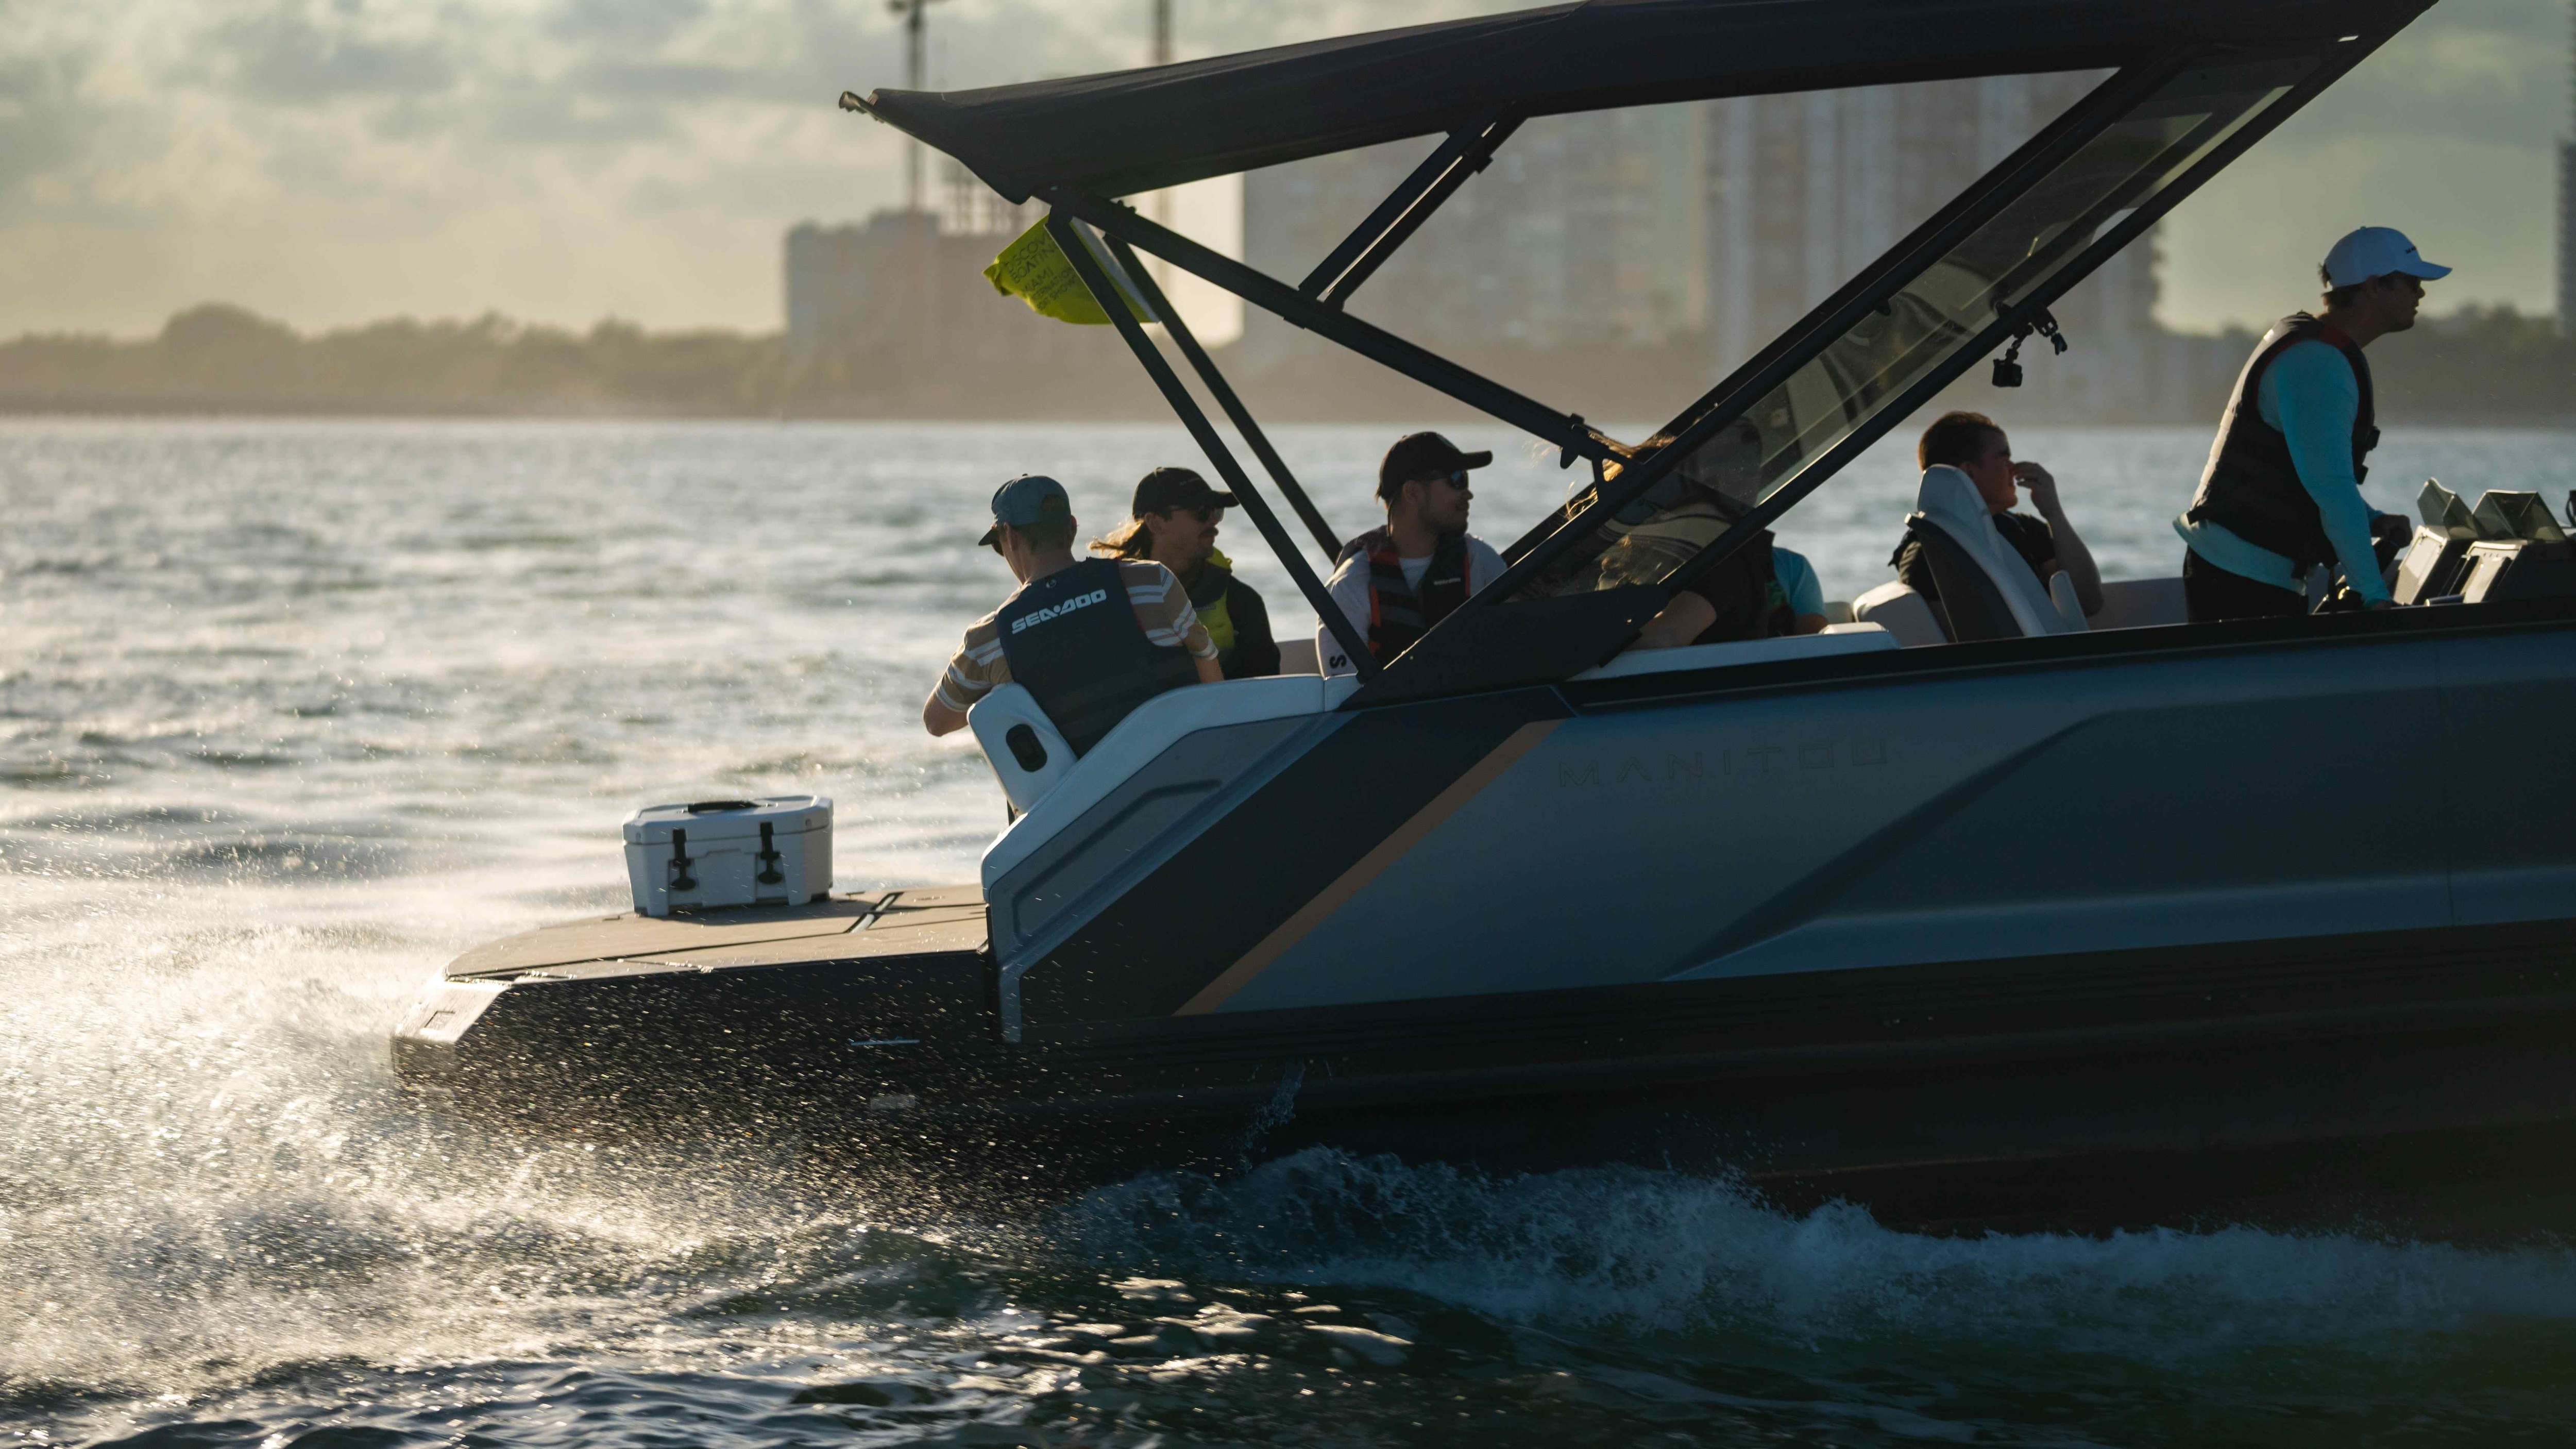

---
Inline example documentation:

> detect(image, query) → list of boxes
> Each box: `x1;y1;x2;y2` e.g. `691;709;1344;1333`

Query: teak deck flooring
446;887;987;980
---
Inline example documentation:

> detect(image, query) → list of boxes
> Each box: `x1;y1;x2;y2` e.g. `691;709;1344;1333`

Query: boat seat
1850;582;1944;647
1572;622;1896;681
1276;636;1320;675
1906;465;2087;641
969;685;1079;814
2090;576;2187;630
980;673;1332;884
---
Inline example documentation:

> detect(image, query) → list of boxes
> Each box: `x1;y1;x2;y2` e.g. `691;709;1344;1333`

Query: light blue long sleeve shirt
2174;339;2391;603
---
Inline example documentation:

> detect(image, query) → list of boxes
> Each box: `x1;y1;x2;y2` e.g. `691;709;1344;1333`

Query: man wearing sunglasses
923;474;1221;756
1319;432;1507;676
2177;226;2445;621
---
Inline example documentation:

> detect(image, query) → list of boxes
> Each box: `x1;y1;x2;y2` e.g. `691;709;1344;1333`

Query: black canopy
857;0;2423;201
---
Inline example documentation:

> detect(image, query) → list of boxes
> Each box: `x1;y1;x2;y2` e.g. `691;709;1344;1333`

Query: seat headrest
1909;465;2078;637
1916;465;1992;532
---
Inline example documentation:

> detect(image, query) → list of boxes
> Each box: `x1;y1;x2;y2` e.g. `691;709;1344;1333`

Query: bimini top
859;0;2422;200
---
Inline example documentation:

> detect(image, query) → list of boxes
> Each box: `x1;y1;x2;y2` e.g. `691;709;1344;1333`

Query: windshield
1522;54;2313;598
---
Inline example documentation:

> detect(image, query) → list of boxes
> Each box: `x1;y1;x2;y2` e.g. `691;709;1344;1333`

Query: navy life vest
995;558;1197;756
1342;528;1471;664
2187;314;2379;574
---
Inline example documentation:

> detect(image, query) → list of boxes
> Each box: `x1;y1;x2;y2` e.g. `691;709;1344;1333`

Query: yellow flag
984;220;1159;326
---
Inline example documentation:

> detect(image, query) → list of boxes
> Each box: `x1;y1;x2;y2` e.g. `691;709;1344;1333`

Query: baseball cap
2322;227;2451;289
979;474;1072;546
1132;466;1236;517
1377;431;1494;500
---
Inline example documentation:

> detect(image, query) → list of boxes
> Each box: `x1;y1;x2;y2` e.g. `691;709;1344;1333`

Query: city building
1240;103;1708;358
1240;72;2235;422
2560;1;2574;333
783;161;1073;370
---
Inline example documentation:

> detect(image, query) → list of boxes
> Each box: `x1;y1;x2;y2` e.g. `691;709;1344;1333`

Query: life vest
2186;314;2379;574
994;558;1197;757
1340;528;1471;664
1578;504;1790;643
1184;555;1239;664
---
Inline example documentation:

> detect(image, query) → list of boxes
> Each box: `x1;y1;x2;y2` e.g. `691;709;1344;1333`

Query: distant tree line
0;301;2565;425
2363;306;2576;424
0;305;800;417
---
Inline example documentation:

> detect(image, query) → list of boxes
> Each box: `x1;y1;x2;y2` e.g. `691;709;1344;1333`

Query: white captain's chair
969;684;1076;813
1911;464;2087;637
1850;580;1945;647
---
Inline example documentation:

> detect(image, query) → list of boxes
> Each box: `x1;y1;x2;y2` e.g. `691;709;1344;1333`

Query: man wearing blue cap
922;474;1220;755
2176;226;2448;621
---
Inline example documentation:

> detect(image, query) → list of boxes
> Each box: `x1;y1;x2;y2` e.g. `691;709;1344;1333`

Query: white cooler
623;795;833;917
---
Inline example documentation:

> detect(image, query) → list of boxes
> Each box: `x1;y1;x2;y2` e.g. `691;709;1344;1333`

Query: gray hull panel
1221;635;2452;1012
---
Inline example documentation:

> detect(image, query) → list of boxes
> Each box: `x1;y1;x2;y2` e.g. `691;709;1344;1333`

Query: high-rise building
783;161;1057;365
2559;1;2574;333
1707;73;2179;416
1241;73;2212;420
1242;103;1709;357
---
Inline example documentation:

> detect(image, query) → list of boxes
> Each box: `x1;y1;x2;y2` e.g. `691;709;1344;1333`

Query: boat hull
396;907;2576;1226
396;601;2576;1226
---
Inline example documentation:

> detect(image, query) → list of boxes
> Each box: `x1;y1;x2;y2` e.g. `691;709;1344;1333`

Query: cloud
567;58;771;103
2290;0;2570;147
207;3;458;105
547;0;709;45
0;53;100;196
0;0;2560;340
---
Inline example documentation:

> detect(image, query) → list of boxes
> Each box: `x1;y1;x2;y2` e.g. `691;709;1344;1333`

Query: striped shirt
937;559;1215;713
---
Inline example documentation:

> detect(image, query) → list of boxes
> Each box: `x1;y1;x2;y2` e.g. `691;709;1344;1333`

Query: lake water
6;416;2576;1447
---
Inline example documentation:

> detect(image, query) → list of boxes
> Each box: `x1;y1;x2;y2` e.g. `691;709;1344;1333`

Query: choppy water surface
5;417;2576;1447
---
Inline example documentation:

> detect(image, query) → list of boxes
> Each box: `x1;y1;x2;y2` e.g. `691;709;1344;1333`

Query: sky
0;0;2566;342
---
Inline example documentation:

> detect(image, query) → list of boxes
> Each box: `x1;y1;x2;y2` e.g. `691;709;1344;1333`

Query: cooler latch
667;828;698;894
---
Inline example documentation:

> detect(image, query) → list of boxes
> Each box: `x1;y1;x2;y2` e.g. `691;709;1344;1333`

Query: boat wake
1061;1146;2576;1360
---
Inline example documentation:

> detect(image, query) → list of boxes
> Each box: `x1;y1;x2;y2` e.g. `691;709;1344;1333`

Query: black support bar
1044;211;1381;683
1462;52;2194;617
1656;43;2376;627
1100;232;1345;563
1044;187;1619;469
1312;113;1521;309
1298;116;1495;298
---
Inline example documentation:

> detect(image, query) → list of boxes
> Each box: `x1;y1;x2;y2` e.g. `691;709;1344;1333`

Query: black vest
1691;531;1792;644
1604;509;1789;643
2187;314;2379;574
1343;528;1471;664
994;558;1197;757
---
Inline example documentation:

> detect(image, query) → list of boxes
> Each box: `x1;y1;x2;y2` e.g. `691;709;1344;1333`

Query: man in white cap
2175;226;2448;622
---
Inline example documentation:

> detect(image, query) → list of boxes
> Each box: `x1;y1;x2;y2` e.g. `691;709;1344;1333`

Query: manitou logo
1010;587;1111;633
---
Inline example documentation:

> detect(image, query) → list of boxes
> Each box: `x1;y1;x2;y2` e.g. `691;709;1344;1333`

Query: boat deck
443;886;987;983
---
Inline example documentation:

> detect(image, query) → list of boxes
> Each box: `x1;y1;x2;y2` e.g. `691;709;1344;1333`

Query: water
5;416;2576;1446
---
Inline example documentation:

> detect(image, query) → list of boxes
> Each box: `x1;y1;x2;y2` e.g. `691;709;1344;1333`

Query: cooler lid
623;794;832;846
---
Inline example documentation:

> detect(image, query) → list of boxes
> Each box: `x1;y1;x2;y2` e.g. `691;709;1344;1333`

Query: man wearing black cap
923;474;1220;755
1319;432;1506;676
1092;466;1279;678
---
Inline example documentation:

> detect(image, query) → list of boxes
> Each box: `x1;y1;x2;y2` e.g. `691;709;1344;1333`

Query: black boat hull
396;912;2576;1226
